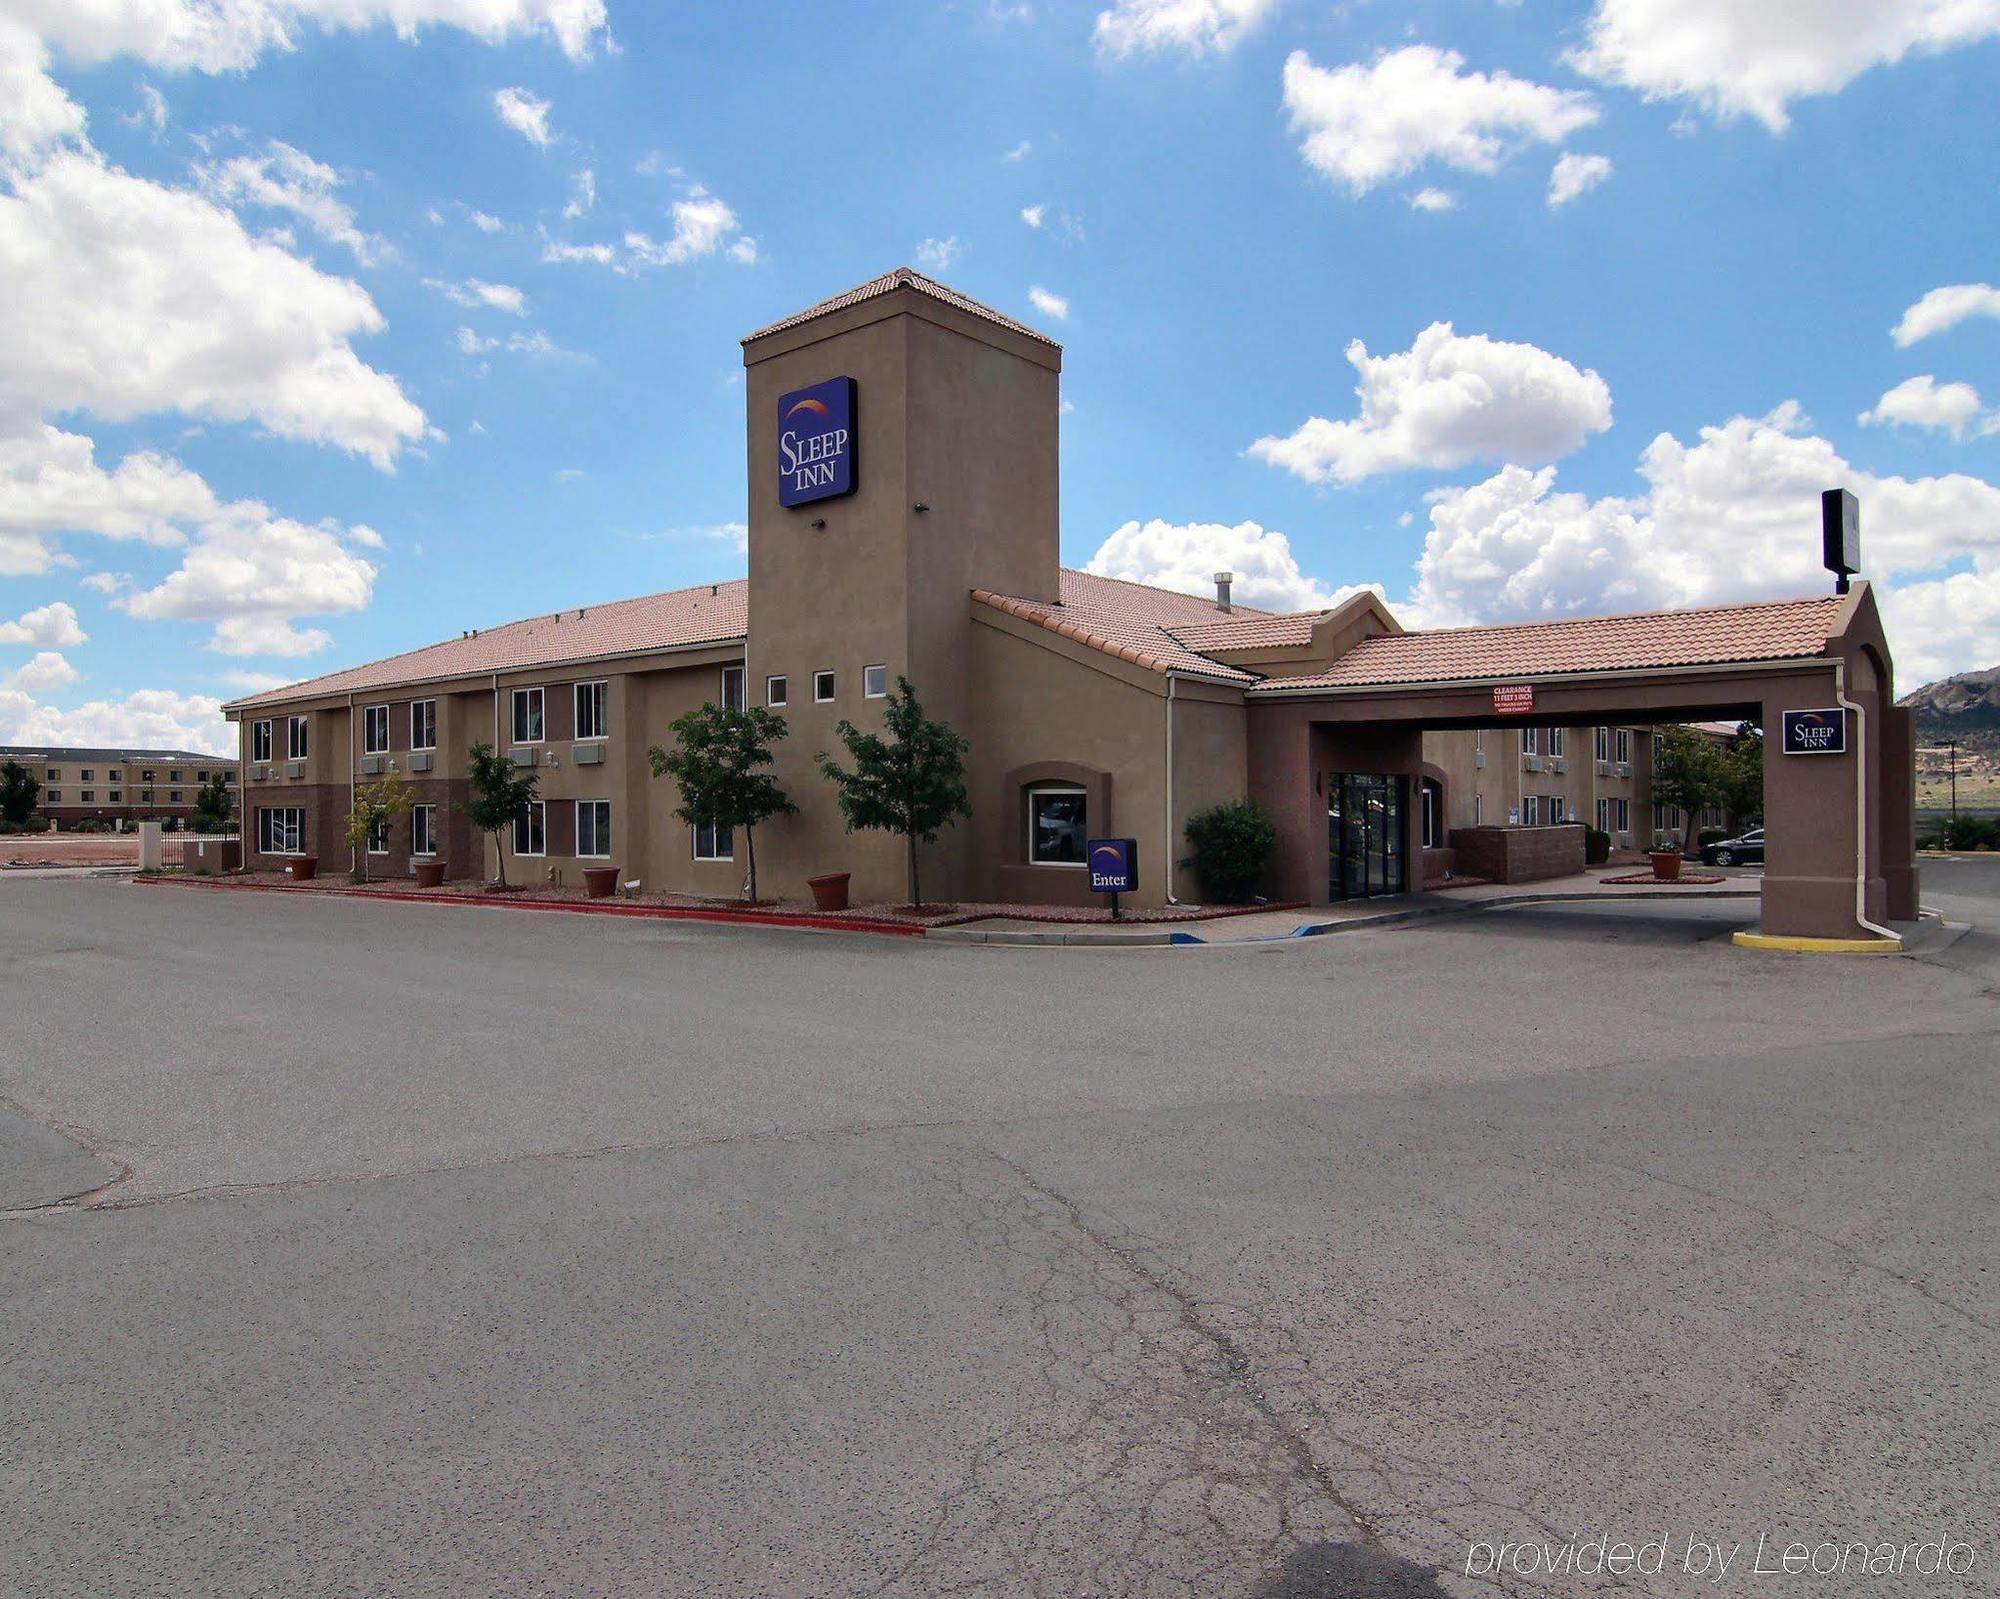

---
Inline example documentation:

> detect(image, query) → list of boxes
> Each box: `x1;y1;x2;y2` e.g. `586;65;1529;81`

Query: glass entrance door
1328;772;1407;900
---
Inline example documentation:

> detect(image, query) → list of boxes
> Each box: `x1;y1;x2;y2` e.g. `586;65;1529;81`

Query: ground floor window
577;799;611;858
1616;798;1630;833
1420;779;1442;849
1027;786;1087;866
1524;796;1540;826
367;816;390;855
258;807;304;854
1547;794;1570;823
514;800;545;857
693;820;732;861
412;804;436;857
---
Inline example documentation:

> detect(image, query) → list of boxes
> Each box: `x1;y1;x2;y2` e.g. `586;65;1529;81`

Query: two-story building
1;745;236;829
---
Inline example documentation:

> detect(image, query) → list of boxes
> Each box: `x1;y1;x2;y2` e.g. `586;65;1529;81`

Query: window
287;715;309;760
863;664;888;699
46;767;60;781
411;804;437;857
1596;798;1610;832
252;721;272;763
169;790;182;804
141;789;155;803
363;704;390;754
693;820;733;860
1549;795;1570;823
81;768;94;782
142;769;157;783
513;800;546;856
721;666;746;711
1523;796;1540;826
511;687;544;744
1028;786;1087;866
577;800;611;858
1520;728;1538;754
1547;728;1565;757
367;816;390;855
257;807;304;854
1421;783;1441;849
45;790;60;803
109;790;122;803
574;681;608;741
1616;729;1631;764
410;699;437;751
196;771;209;783
813;670;836;703
766;674;788;707
1594;726;1609;762
1616;798;1629;833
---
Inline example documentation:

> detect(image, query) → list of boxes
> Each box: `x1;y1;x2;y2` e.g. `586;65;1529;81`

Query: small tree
0;759;38;827
1720;722;1764;826
344;773;415;883
648;703;796;903
461;741;539;888
1651;725;1726;852
192;773;234;834
816;676;970;909
1182;800;1277;903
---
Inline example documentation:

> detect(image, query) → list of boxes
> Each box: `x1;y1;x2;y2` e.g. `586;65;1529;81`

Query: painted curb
1730;930;1903;954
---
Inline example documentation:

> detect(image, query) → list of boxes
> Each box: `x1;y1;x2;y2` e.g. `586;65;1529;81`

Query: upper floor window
1520;728;1538;754
251;721;272;763
45;789;60;802
721;666;746;712
287;715;310;760
81;768;95;782
363;704;390;755
1615;728;1632;764
410;699;437;751
1547;727;1565;757
46;768;60;781
511;687;544;744
766;674;788;708
863;664;888;699
1595;726;1609;761
814;670;836;704
574;681;608;741
142;769;157;782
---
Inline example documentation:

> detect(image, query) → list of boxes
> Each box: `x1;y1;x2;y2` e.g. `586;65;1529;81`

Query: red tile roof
221;580;748;712
973;570;1263;683
742;268;1061;349
1167;611;1324;652
1248;596;1843;693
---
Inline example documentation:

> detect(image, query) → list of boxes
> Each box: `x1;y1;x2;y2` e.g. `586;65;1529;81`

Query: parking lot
3;872;1996;1597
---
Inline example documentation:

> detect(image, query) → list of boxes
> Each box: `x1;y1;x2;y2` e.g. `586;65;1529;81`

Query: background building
0;746;236;830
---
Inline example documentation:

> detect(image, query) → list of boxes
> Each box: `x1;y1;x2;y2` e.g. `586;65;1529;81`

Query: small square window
1027;786;1088;867
766;674;787;707
813;670;836;703
863;664;888;699
693;820;733;861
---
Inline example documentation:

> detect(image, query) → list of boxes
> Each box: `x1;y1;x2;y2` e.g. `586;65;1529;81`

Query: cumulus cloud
0;599;87;647
1249;323;1613;485
493;85;553;146
0;17;86;158
1892;282;2000;346
1568;0;2000;132
551;185;756;272
4;649;77;691
915;236;961;272
1086;519;1366;614
0;685;232;756
1859;375;1992;439
197;138;379;262
1020;203;1045;229
1028;285;1070;320
1408;187;1457;212
1094;0;1276;57
428;277;527;314
0;426;219;574
1548;151;1613;207
1283;46;1598;196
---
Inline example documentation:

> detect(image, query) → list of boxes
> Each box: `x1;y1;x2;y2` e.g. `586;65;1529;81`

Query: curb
130;873;927;937
1730;930;1902;955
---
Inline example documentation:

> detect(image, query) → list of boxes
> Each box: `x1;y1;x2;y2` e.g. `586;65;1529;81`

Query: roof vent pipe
1213;572;1234;614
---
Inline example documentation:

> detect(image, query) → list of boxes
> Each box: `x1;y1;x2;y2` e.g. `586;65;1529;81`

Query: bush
1941;815;2000;851
1583;826;1611;865
1698;827;1727;847
1182;800;1278;904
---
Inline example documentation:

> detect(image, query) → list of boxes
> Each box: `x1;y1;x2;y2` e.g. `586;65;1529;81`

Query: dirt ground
0;835;138;868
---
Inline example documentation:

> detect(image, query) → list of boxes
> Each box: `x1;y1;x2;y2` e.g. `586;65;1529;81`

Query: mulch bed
1598;871;1731;886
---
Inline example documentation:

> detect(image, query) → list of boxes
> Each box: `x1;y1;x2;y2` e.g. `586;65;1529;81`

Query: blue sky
2;0;1997;755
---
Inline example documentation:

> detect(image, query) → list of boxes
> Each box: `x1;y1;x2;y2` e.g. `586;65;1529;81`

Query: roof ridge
743;268;1060;348
1055;566;1277;618
1400;593;1839;641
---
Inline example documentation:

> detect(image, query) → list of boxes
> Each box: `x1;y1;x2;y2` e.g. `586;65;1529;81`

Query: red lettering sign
1493;685;1535;714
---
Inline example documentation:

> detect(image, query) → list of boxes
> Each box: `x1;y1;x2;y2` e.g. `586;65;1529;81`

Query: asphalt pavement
2;874;1995;1597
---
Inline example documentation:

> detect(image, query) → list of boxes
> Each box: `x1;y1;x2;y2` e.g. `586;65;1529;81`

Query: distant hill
1902;666;2000;808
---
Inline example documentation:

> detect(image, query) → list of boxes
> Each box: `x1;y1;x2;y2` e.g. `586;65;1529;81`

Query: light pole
1948;739;1958;828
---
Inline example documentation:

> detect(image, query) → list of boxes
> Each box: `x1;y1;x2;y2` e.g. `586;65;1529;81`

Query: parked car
1700;828;1764;867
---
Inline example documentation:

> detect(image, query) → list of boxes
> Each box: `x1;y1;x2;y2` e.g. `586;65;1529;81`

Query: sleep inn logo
777;375;856;507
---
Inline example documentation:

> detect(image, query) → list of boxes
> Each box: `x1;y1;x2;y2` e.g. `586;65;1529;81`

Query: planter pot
288;855;318;882
412;860;445;889
1648;850;1683;882
582;866;620;899
807;871;851;913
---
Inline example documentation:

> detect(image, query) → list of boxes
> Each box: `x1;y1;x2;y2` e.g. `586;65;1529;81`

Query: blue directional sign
1087;837;1139;894
777;375;857;507
1781;708;1847;756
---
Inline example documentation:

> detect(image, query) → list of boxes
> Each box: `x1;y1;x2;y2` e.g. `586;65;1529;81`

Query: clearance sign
777;376;857;507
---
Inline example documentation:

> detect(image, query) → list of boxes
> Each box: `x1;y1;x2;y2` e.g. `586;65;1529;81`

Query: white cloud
493;85;553;147
0;17;84;159
80;571;130;595
197;138;378;262
0;599;86;647
466;206;505;232
1249;322;1613;485
0;685;232;756
1892;282;2000;346
915;236;961;272
455;326;569;360
563;167;595;218
540;232;614;265
1283;46;1598;196
1094;0;1276;57
1408;187;1457;212
1020;203;1046;229
1548;151;1613;207
726;235;758;265
1002;139;1032;162
0;426;219;574
1400;400;2000;679
429;276;527;314
1028;285;1069;320
624;187;752;267
1086;519;1366;613
5;650;77;691
1859;375;1992;439
1568;0;2000;132
221;669;291;693
124;82;169;138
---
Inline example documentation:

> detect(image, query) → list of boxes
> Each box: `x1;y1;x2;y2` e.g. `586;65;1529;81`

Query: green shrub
1583;826;1611;865
1182;800;1278;904
1941;815;2000;851
1697;828;1728;847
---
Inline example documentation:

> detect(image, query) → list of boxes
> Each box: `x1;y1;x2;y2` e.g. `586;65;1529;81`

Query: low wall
1449;825;1585;885
1421;846;1459;886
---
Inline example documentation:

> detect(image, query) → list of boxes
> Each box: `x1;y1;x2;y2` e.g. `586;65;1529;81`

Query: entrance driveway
3;876;1995;1596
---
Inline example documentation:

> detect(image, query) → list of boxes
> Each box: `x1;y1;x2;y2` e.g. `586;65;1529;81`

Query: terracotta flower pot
288;855;318;881
1648;850;1683;882
807;871;851;913
582;866;619;899
412;860;445;889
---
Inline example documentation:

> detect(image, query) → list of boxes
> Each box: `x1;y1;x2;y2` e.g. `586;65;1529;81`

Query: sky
1;0;1997;758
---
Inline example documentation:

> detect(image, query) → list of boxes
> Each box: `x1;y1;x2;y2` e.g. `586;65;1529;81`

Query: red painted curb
131;873;926;936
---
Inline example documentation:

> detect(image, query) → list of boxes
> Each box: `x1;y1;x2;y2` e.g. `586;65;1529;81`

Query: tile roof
742;268;1061;349
1248;596;1844;693
0;744;225;763
1167;611;1324;652
221;580;748;713
972;570;1263;683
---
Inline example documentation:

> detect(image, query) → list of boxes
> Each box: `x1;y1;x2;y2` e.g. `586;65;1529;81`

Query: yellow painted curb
1731;931;1902;954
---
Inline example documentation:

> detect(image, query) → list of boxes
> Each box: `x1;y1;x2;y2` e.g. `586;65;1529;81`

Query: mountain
1901;666;2000;750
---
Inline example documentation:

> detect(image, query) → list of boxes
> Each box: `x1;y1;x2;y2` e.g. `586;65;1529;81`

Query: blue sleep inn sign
777;375;857;507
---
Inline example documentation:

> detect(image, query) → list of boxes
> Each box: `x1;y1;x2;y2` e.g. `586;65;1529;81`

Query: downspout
1164;674;1187;906
1833;659;1898;943
492;673;501;883
347;691;356;876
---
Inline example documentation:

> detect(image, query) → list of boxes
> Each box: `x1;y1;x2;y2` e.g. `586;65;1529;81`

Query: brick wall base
1448;825;1585;884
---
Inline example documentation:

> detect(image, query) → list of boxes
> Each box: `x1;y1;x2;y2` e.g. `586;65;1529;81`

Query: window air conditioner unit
1617;762;1632;777
509;747;537;768
285;761;305;778
408;752;434;773
250;765;268;781
573;744;603;765
1552;758;1568;774
1523;754;1542;772
1597;761;1612;777
359;755;383;775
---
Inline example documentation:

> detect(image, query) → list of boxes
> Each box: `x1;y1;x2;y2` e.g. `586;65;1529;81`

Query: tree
648;703;796;903
460;741;539;889
344;773;415;883
816;676;970;909
0;760;38;827
1720;722;1764;826
191;773;234;834
1651;725;1727;852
